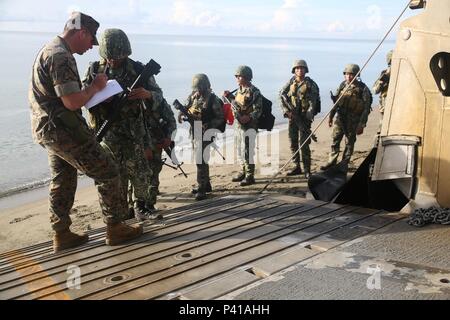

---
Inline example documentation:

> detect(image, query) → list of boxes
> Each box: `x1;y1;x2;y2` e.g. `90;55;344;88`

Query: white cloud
282;0;304;9
366;5;382;30
326;20;348;33
258;0;306;33
170;0;221;27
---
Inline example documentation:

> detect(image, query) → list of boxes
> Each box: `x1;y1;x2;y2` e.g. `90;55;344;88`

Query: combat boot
145;205;164;221
195;191;207;201
134;200;148;222
191;182;212;194
232;172;246;182
240;176;255;187
287;166;302;176
106;222;143;246
53;229;89;253
127;207;135;220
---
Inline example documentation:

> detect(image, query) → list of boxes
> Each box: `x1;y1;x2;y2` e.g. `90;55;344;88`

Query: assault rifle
162;141;188;178
280;94;296;116
95;59;161;142
173;99;195;124
149;114;188;179
173;99;226;161
280;94;317;142
330;90;338;104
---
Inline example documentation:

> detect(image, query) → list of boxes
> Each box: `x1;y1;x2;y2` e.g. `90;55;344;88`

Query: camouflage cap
343;64;360;75
235;65;253;81
192;73;211;91
292;60;309;73
64;12;99;45
99;28;132;60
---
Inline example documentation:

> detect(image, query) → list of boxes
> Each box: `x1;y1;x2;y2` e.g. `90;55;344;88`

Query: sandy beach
0;111;380;253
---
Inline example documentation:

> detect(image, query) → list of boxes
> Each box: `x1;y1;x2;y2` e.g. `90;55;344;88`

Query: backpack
258;95;275;131
203;94;226;133
311;80;321;115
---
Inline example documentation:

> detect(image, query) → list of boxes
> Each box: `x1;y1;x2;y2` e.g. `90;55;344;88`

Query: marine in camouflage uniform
280;60;320;178
225;66;263;186
83;28;157;222
373;50;393;132
322;64;372;170
178;74;225;200
29;13;142;252
144;94;177;210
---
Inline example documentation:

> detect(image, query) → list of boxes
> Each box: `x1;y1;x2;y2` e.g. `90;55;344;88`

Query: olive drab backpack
203;94;226;133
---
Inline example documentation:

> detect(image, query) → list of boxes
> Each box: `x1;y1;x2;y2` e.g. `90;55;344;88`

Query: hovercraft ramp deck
0;195;405;300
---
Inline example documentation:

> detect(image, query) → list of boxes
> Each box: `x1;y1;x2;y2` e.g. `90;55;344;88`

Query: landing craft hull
375;0;450;210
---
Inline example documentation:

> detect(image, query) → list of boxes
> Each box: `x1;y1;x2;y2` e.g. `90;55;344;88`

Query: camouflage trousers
329;114;359;165
288;115;312;173
102;140;152;211
146;147;163;207
194;138;212;192
42;130;127;232
235;126;257;178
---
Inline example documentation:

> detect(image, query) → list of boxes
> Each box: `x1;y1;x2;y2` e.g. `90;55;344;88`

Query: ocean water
0;31;394;196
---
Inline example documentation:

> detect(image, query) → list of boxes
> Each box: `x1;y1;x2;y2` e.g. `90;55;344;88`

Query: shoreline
0;121;290;209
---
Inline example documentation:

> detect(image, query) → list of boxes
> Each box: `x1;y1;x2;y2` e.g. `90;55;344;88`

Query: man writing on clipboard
29;12;143;253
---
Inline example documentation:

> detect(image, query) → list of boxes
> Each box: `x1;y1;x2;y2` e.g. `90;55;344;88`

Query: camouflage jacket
331;80;372;128
231;85;263;129
145;97;177;144
83;58;155;148
372;67;391;112
29;36;90;144
185;91;225;132
279;76;320;116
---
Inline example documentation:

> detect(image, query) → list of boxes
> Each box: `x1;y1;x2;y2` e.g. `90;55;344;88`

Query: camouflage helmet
386;50;394;66
192;73;211;92
235;65;253;81
291;60;309;73
99;28;132;60
343;64;360;75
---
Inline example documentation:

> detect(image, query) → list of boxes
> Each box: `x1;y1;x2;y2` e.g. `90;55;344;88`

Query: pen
92;66;109;78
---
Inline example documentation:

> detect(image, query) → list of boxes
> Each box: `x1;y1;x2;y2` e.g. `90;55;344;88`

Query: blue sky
0;0;415;39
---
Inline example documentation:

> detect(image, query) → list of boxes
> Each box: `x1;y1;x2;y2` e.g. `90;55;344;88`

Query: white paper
84;80;123;109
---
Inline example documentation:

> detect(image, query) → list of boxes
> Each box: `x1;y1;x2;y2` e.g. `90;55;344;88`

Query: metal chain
408;207;450;227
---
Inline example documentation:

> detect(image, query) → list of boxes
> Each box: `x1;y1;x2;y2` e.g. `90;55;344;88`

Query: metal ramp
0;195;405;300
